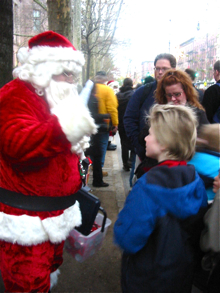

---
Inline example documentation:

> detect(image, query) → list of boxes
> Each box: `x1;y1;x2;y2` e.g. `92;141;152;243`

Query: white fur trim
50;269;60;289
108;81;119;88
17;46;85;66
52;96;97;150
17;47;29;64
0;202;82;246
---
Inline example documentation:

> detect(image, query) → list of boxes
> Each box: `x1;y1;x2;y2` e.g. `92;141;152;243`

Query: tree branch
14;33;34;37
33;0;47;11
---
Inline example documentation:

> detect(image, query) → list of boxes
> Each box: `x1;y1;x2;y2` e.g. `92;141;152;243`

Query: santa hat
107;80;119;88
17;30;85;67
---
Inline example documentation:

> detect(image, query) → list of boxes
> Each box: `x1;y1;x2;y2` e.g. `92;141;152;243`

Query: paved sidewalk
88;140;128;211
53;142;128;292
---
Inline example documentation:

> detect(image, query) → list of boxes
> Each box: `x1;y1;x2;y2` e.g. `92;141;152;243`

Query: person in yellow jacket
91;71;118;186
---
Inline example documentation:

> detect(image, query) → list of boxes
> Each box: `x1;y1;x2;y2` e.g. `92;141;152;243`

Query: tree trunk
47;0;73;42
0;0;13;87
87;50;91;80
73;0;83;84
73;0;81;50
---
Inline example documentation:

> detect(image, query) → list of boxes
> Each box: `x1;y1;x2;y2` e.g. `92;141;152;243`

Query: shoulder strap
216;82;220;87
139;82;154;109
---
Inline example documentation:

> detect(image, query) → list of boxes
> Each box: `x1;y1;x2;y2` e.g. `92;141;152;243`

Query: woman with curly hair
136;69;209;179
155;69;209;127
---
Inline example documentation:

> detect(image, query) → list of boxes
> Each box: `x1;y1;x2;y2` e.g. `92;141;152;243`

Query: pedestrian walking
116;78;135;172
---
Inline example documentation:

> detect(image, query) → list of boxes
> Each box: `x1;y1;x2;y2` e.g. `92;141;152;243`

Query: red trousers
0;240;64;293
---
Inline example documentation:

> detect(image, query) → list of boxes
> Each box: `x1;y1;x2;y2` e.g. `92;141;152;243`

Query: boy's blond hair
197;124;220;153
148;104;197;161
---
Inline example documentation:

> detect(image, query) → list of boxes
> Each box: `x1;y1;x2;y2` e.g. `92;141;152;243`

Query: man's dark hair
96;71;107;77
144;76;155;85
95;71;108;83
123;77;133;87
185;68;196;81
154;53;176;68
214;60;220;72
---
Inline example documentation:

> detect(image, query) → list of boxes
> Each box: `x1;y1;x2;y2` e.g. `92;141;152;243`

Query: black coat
116;86;134;133
202;80;220;123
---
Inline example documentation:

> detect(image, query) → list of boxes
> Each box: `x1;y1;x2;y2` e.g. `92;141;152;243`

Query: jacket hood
139;172;207;219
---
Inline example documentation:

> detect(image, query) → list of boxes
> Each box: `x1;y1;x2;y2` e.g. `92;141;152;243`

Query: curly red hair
155;69;204;110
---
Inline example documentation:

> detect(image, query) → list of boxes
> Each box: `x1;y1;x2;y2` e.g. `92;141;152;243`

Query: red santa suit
0;31;97;292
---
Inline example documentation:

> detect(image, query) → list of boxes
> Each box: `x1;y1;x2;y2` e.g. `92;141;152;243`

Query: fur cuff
0;202;82;246
50;269;60;289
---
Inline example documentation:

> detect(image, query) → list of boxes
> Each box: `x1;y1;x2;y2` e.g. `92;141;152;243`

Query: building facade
177;32;220;83
13;0;48;67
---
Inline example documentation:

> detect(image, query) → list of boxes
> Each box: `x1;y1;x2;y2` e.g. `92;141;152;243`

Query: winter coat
114;161;208;293
95;83;118;126
116;85;134;133
188;150;220;202
123;81;157;160
202;80;220;123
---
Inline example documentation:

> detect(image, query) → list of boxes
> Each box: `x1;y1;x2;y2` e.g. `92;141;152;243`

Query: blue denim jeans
100;132;109;168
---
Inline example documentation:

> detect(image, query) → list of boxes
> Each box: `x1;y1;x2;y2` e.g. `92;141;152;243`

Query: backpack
212;83;220;123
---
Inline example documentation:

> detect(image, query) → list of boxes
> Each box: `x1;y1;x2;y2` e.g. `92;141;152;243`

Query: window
33;10;41;32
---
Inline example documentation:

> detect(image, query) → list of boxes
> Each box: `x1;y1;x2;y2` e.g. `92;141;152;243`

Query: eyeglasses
63;71;74;78
165;92;183;99
154;67;171;73
62;71;79;83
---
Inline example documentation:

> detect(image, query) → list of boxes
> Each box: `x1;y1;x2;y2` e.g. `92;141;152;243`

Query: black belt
0;187;79;212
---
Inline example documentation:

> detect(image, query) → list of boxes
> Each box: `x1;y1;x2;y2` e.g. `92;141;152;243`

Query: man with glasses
202;60;220;123
124;53;176;162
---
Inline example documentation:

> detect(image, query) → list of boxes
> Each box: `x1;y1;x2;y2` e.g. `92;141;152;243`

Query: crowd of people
0;30;220;293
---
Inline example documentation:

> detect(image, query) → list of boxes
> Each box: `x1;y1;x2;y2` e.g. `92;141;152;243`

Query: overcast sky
115;0;220;75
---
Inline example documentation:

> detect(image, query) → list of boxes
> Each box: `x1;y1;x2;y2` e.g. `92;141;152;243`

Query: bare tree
0;0;13;87
73;0;81;50
47;0;73;41
81;0;124;81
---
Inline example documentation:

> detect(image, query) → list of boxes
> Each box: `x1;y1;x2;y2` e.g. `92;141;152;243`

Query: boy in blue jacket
114;104;208;293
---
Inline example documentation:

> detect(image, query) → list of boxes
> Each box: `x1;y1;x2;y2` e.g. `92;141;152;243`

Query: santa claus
107;80;119;94
0;31;97;292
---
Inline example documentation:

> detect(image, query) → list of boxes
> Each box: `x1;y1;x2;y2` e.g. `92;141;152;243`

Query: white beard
44;79;79;108
44;80;97;158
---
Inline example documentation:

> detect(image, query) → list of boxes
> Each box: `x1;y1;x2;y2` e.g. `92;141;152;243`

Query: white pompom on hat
17;30;85;67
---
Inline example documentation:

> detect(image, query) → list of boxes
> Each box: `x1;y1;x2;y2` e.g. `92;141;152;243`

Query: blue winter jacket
188;150;220;201
123;82;157;160
114;163;208;293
